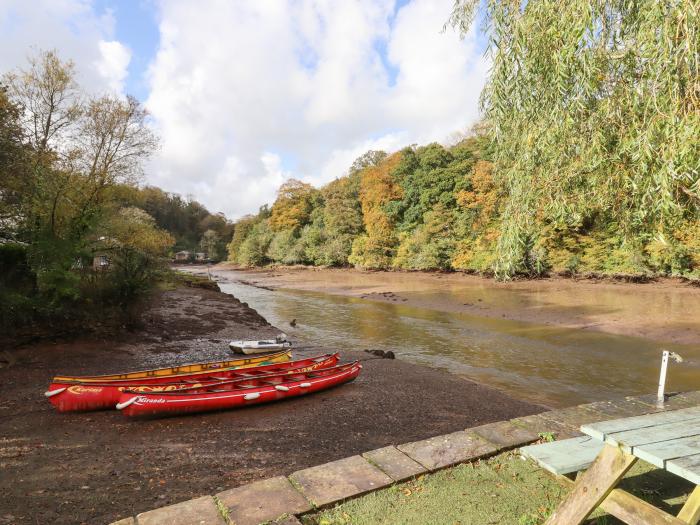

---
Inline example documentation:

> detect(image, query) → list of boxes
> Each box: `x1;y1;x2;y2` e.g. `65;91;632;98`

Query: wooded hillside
228;0;699;279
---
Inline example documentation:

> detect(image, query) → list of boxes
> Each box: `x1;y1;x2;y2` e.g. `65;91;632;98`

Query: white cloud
95;40;131;95
0;0;487;220
147;0;487;219
0;0;130;95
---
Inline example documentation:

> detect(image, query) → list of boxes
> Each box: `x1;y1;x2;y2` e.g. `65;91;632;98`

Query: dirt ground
216;265;700;345
0;284;541;525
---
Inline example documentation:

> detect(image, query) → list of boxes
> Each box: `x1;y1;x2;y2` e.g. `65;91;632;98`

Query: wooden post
544;444;637;525
677;485;700;524
658;350;670;405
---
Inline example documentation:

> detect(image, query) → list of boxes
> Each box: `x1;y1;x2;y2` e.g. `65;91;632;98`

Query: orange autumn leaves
349;153;403;268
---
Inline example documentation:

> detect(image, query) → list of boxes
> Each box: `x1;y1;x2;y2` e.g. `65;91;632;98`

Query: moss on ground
303;451;694;525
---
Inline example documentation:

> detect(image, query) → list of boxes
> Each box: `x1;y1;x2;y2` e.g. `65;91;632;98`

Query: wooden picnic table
545;406;700;525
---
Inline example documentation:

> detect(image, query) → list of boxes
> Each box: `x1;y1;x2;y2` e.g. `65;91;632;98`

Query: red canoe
45;354;339;413
116;361;362;418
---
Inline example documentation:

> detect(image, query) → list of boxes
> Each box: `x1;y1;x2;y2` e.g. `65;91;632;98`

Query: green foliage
394;203;456;270
237;219;273;266
448;0;700;279
0;50;177;335
113;184;233;257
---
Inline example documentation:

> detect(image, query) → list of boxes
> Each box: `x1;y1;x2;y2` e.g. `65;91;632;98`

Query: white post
657;350;670;405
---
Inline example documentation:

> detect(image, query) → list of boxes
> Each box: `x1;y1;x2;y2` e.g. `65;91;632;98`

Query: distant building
92;254;110;270
174;250;192;262
195;252;208;262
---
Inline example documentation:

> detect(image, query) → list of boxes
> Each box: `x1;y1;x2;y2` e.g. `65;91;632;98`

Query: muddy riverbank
211;265;700;345
0;284;540;525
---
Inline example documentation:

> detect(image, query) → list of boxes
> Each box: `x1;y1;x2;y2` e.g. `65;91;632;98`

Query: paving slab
289;455;393;508
471;420;539;448
632;391;700;411
511;414;583;440
217;476;311;525
539;405;607;428
136;496;226;525
397;430;498;470
671;391;700;410
362;446;427;481
579;398;657;419
109;519;135;525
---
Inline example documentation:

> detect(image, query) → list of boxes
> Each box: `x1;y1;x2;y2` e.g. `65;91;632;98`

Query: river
215;272;700;408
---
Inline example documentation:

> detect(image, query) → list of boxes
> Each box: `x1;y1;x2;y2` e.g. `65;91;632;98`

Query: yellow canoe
52;350;292;383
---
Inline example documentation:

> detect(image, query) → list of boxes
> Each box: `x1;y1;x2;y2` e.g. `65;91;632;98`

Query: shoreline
0;283;540;525
209;263;700;346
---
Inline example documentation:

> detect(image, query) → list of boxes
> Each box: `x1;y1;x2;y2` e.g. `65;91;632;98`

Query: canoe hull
46;354;339;413
117;363;361;418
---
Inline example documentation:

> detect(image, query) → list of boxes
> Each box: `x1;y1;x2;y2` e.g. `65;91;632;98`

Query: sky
0;0;488;220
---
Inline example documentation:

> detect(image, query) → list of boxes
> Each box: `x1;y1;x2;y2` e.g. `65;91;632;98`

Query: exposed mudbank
0;284;540;525
210;264;700;346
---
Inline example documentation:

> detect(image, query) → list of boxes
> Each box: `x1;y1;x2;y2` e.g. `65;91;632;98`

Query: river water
217;277;700;408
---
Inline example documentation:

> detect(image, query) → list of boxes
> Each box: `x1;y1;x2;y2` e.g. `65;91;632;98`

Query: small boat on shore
116;361;362;417
229;337;292;354
45;353;338;412
50;350;291;383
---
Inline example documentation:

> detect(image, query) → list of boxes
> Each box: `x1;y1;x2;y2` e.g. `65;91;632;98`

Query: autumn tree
348;153;403;269
268;179;319;232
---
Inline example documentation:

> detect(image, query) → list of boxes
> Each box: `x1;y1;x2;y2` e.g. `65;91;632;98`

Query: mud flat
211;264;700;345
0;284;540;525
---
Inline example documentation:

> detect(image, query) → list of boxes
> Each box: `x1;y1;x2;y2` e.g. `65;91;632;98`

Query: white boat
229;336;292;355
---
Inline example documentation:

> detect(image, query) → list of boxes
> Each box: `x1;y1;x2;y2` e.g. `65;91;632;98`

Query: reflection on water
217;280;700;408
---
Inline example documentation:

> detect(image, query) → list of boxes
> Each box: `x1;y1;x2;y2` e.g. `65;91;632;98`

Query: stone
271;516;303;525
109;519;135;525
289;455;393;507
216;476;311;525
136;496;226;525
397;431;498;471
627;393;679;409
539;406;607;429
362;446;427;481
633;390;700;411
510;414;583;440
471;420;539;448
578;398;657;419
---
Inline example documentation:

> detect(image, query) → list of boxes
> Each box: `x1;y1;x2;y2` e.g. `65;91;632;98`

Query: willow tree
448;0;700;278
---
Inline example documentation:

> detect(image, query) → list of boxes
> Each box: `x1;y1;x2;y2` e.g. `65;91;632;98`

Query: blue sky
91;0;160;100
1;0;488;219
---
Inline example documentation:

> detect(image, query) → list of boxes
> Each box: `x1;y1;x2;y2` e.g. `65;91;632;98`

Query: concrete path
110;390;700;525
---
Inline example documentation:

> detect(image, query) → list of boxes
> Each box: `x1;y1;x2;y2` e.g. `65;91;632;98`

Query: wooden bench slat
520;436;603;475
581;406;700;441
667;453;700;485
634;434;700;469
605;418;700;453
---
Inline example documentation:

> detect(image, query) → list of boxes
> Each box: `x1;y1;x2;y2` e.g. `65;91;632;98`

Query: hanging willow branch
448;0;700;278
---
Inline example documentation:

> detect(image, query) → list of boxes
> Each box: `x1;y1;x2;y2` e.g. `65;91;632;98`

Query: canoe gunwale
51;350;292;383
48;354;338;388
122;361;359;396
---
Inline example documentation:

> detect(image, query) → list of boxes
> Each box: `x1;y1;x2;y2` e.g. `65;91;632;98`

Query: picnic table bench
521;406;700;525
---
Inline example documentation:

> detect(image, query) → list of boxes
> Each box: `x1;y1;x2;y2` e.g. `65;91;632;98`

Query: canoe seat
520;436;603;476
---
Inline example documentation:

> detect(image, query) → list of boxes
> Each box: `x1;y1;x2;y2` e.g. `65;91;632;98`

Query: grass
301;451;694;525
302;452;565;525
